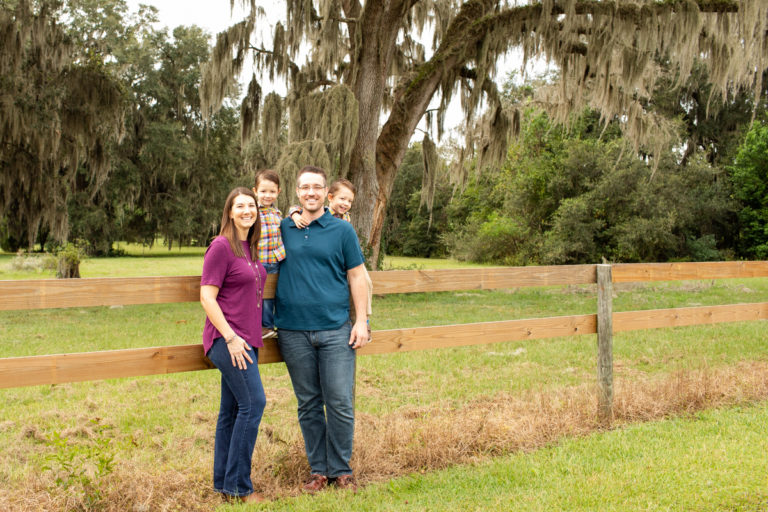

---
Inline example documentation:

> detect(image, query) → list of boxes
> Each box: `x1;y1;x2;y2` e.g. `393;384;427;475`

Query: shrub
55;241;89;278
8;251;57;273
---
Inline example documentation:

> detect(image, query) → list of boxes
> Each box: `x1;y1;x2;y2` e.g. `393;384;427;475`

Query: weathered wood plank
1;300;765;389
0;275;278;311
0;340;283;389
0;276;201;310
359;315;597;355
3;261;763;311
0;314;597;388
612;261;768;283
0;266;596;311
613;302;768;332
369;266;596;294
596;265;613;425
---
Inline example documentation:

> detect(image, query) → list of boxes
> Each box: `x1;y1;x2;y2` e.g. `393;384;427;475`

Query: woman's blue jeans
207;338;266;497
277;323;356;477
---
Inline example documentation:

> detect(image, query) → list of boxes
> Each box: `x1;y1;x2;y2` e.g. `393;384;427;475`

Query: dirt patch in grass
2;361;767;511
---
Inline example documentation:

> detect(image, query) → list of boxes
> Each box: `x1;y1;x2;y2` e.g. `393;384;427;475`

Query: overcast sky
126;1;249;36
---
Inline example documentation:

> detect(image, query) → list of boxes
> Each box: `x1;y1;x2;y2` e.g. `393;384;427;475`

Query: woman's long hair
218;187;261;259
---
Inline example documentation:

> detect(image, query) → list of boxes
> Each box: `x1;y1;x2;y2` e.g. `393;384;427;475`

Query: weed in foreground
40;419;116;511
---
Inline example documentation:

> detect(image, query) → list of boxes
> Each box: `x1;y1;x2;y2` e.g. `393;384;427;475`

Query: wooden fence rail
1;261;767;422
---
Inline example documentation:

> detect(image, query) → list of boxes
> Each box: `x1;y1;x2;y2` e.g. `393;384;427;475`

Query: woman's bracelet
225;334;238;344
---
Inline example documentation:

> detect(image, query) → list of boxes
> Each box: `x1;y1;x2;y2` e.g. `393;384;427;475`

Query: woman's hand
227;335;254;369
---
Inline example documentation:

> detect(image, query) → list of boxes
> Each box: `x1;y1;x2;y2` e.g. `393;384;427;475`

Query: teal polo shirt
275;210;364;330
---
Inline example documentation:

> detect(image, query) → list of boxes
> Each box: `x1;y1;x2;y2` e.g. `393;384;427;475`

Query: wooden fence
1;261;767;423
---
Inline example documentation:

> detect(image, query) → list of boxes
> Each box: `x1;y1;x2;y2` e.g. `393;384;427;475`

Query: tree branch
248;45;274;56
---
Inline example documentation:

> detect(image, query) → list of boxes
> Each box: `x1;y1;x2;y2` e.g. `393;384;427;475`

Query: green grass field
0;247;767;510
0;245;489;279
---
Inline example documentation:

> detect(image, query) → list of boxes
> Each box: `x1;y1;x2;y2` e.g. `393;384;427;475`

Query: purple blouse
201;236;266;354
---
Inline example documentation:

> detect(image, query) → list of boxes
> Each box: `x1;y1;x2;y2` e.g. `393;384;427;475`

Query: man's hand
348;319;369;349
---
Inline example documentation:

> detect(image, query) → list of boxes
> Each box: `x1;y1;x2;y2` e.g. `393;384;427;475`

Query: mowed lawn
0;247;767;510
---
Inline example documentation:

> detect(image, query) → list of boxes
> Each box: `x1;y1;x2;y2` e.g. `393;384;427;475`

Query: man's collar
313;208;333;227
289;207;332;228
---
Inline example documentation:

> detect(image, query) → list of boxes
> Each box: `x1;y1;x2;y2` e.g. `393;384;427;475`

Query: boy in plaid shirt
254;169;286;339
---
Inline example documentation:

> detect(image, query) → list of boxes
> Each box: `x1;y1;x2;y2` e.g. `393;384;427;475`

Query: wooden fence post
596;264;614;425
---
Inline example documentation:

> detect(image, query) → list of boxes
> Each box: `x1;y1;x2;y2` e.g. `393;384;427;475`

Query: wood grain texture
0;266;596;311
0;339;282;389
0;276;202;310
613;302;768;332
0;315;596;388
358;315;597;355
368;266;597;294
3;261;764;311
2;300;765;388
0;275;278;311
612;261;768;283
596;265;614;425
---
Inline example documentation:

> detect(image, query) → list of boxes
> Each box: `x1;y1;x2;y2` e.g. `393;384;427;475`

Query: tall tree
113;23;244;249
59;0;244;252
203;0;768;267
0;0;125;250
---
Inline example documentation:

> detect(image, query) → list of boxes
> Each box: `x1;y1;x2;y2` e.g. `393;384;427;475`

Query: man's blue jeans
207;338;266;497
278;323;356;477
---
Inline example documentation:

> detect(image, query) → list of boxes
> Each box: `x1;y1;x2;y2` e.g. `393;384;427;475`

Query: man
274;165;370;493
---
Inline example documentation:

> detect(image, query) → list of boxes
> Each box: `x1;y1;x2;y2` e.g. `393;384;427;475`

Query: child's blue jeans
262;261;280;329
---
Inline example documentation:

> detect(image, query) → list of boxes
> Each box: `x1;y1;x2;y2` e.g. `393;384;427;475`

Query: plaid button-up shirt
257;205;286;264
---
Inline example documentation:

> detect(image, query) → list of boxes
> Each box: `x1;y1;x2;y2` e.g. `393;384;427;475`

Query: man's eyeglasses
298;185;326;193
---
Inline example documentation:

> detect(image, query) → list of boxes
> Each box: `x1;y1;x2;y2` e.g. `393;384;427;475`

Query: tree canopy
0;0;245;253
0;0;124;249
203;0;768;267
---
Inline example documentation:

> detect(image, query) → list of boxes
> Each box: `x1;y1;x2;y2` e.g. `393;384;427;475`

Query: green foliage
731;121;768;259
42;422;116;510
446;212;532;265
0;215;27;253
382;145;450;258
0;0;245;254
55;241;89;278
650;60;764;166
542;152;735;264
0;0;125;250
445;108;737;265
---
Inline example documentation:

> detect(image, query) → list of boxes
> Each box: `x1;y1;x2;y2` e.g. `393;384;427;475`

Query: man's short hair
297;165;327;186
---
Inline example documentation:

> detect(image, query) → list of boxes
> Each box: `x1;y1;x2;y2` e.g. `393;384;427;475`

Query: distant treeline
383;72;768;264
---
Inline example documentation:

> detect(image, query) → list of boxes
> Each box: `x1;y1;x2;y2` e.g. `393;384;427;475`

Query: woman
200;187;267;503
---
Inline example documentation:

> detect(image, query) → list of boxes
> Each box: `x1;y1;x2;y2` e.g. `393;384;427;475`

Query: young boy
254;169;286;339
290;179;373;336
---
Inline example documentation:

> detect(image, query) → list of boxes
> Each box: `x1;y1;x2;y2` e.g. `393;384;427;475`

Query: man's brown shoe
335;474;357;492
302;474;328;493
